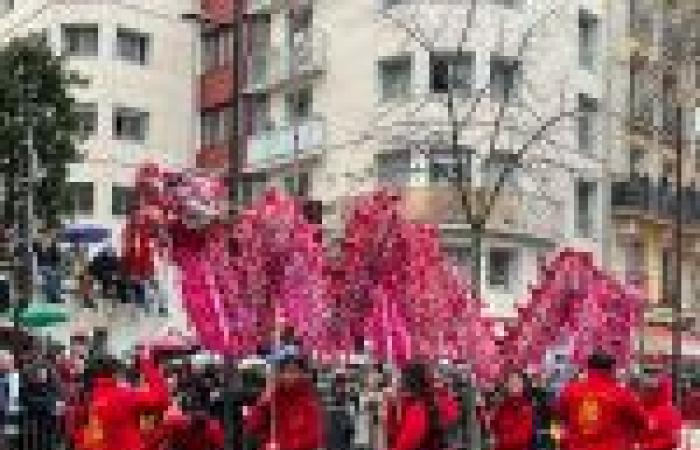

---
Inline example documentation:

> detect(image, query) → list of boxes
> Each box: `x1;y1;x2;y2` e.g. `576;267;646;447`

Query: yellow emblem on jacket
577;395;601;435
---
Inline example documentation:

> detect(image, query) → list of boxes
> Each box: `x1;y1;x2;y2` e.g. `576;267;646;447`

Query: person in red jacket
73;349;170;450
555;351;649;450
636;373;682;450
243;349;324;450
385;362;459;450
490;372;534;450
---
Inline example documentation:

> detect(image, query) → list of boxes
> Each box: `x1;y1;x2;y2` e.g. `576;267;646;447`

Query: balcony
200;63;235;110
197;144;231;170
201;0;236;25
245;116;325;170
246;0;312;15
611;176;700;224
243;30;326;93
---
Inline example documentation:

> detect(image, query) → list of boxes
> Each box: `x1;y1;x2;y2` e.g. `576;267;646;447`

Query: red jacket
385;389;460;450
73;356;170;450
491;395;534;450
556;369;648;450
637;377;681;450
146;408;225;450
244;379;324;450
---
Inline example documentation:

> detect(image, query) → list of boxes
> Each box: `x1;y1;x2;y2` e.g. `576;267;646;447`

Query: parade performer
243;346;324;450
636;373;682;450
490;372;534;450
385;362;459;450
73;350;169;450
555;351;649;450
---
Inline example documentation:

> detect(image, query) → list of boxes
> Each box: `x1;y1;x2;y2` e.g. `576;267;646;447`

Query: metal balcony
245;116;325;170
611;176;700;224
243;30;326;93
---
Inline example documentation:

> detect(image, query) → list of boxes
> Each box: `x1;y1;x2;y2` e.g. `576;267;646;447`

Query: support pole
671;105;683;407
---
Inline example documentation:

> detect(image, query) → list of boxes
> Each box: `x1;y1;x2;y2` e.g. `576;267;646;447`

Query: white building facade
0;0;199;353
241;0;628;318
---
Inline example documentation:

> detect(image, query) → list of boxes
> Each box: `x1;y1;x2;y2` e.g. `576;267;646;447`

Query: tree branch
481;109;576;222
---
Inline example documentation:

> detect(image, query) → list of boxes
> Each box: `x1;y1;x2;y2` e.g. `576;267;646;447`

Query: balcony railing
246;116;325;169
244;30;326;92
611;176;700;224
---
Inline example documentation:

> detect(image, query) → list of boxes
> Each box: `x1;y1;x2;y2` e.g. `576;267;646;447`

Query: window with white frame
113;107;149;142
490;56;520;102
286;87;313;122
379;56;412;102
488;247;517;289
116;28;150;65
577;94;598;152
74;102;98;142
111;185;135;216
430;51;474;96
579;10;599;70
574;179;597;238
62;24;99;57
69;182;94;215
201;108;233;147
203;27;235;70
249;15;271;84
249;94;271;136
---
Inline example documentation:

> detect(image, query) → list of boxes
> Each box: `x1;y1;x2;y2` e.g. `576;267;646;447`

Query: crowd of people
0;327;687;450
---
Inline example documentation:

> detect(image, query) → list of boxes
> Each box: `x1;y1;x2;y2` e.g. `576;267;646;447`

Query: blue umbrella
59;224;111;244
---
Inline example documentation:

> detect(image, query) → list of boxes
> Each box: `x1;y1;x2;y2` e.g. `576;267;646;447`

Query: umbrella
59;224;111;244
18;302;68;327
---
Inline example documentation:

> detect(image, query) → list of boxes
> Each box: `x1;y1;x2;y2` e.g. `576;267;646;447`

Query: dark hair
401;362;444;448
587;350;615;372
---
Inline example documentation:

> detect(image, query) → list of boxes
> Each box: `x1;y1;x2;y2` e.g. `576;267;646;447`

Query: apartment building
239;0;625;318
608;0;699;361
0;0;199;354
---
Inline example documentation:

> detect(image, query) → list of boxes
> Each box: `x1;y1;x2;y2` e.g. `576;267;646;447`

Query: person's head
277;356;307;389
89;356;119;381
506;371;527;396
587;350;616;375
401;361;432;398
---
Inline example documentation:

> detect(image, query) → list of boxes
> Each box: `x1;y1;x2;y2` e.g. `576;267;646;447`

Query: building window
116;28;150;65
111;185;135;216
201;108;233;147
74;102;98;142
430;51;474;95
577;94;598;151
114;107;149;142
62;24;99;58
488;247;516;289
579;10;599;70
0;0;13;15
249;15;271;84
249;94;271;136
376;151;411;184
490;56;519;102
629;147;645;176
203;27;235;70
379;56;412;102
575;179;596;238
69;182;94;215
630;67;654;126
429;147;470;184
286;87;313;121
